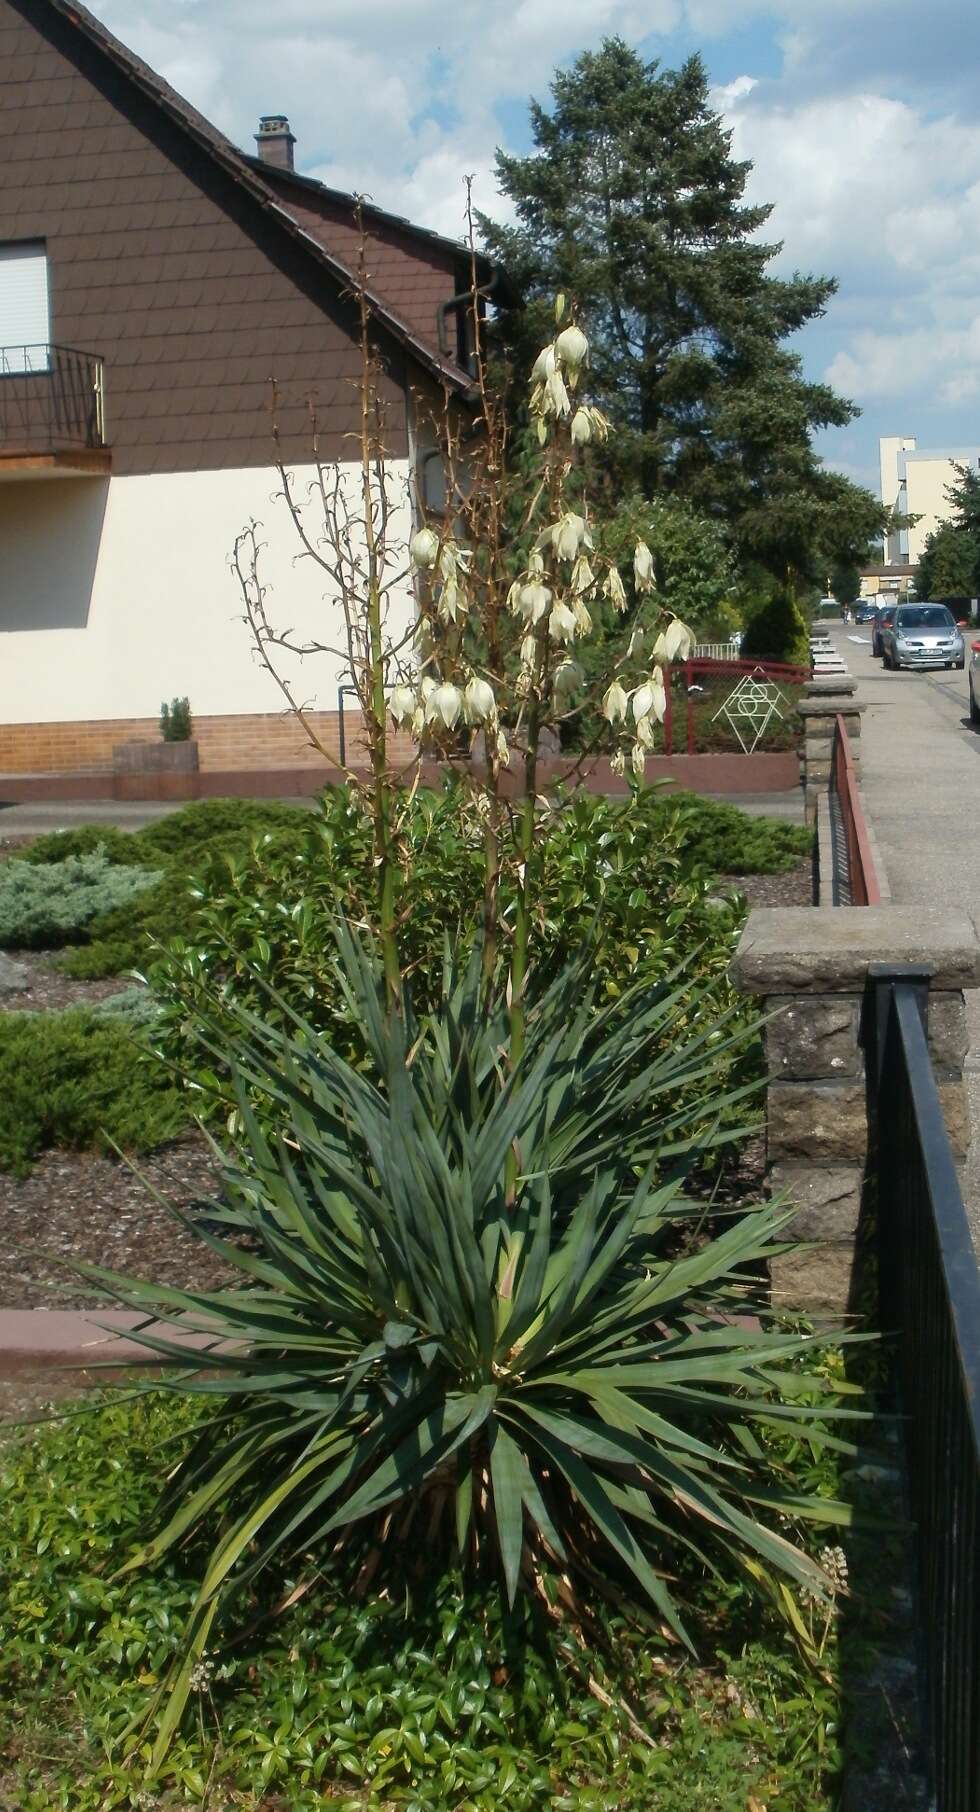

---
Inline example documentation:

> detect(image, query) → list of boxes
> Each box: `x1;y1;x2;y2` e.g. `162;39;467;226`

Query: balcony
0;344;109;478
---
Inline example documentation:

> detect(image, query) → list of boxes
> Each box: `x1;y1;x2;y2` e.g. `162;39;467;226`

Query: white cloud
83;0;980;475
93;0;677;236
714;79;980;415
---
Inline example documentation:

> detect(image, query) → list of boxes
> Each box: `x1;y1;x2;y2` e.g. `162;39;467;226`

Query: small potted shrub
113;697;199;800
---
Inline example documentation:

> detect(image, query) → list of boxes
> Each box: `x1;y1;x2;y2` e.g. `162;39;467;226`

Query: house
859;562;918;602
879;436;980;567
0;0;490;798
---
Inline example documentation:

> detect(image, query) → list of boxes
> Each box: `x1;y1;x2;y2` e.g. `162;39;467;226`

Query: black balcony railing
0;344;106;454
865;968;980;1811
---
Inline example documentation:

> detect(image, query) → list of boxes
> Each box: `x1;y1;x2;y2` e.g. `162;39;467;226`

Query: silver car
881;603;965;671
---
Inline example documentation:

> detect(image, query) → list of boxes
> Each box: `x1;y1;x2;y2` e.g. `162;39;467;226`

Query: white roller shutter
0;244;50;372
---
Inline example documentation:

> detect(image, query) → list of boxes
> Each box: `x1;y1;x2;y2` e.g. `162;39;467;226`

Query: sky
88;0;980;501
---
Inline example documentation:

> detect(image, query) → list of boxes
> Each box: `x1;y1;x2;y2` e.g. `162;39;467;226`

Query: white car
881;604;965;671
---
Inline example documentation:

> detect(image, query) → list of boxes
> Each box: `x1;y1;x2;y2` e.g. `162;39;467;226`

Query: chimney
255;115;296;171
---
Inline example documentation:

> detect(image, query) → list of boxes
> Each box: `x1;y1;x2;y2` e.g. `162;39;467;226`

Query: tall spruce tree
482;40;885;583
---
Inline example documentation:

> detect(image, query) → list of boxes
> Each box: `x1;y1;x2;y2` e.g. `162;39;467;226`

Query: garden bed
0;1389;854;1812
0;1134;225;1309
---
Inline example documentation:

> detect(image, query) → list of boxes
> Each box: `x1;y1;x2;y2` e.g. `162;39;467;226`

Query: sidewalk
830;624;980;1246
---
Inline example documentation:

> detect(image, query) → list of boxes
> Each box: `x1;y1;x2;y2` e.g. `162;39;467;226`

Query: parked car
855;602;878;624
880;603;965;671
871;603;897;656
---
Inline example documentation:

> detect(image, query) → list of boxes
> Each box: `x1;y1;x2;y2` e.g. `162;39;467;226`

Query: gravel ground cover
0;1135;230;1310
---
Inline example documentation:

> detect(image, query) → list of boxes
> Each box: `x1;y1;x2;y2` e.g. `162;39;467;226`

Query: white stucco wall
0;461;415;723
903;452;980;566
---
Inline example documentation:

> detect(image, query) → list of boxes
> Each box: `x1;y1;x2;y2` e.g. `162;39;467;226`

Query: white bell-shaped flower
633;540;656;592
548;601;577;644
573;598;593;636
571;555;595;595
389;684;417;726
429;681;463;730
545;369;571;418
410;526;439;570
662;617;695;662
553;657;583;696
570;408;592;447
610;747;627;777
554;512;590;562
602;681;629;724
520;633;538;669
463;674;496;725
555;323;588;370
632;670;667;725
531;343;557;383
438;579;467;623
519;581;552;624
603;566;627;611
631;742;647;777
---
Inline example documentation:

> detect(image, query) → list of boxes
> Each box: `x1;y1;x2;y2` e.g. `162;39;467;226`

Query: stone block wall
731;906;979;1315
799;675;864;827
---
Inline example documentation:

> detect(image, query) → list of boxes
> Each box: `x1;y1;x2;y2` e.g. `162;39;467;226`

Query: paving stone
767;1082;867;1162
927;992;969;1070
769;1243;855;1313
765;995;861;1078
732;907;980;994
769;1164;864;1239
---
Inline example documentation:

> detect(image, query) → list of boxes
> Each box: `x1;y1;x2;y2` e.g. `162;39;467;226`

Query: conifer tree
483;40;885;583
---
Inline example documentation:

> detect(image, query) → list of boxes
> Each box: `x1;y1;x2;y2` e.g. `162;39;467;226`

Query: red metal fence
830;713;880;905
662;657;810;757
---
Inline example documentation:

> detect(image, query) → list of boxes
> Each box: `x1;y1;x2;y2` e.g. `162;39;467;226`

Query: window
0;243;50;373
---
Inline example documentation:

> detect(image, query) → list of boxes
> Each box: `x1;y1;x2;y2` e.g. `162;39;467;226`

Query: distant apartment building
880;436;980;565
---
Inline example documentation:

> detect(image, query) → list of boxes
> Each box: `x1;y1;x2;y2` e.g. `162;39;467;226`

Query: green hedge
0;1008;190;1174
740;591;811;668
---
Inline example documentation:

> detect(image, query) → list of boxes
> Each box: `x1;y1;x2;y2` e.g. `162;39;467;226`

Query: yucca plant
82;931;857;1763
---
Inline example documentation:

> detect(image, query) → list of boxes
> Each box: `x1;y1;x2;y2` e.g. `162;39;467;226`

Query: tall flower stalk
235;193;696;1048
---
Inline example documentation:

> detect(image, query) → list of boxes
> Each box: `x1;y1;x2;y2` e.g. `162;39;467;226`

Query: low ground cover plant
0;1387;850;1812
0;790;806;1169
0;1007;189;1175
0;852;161;951
18;790;808;986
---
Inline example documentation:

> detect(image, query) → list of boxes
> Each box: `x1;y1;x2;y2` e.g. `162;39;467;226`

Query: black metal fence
0;343;106;452
865;967;980;1811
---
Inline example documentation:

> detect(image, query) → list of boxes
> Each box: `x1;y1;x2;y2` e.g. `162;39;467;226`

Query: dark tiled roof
241;156;493;278
35;0;481;394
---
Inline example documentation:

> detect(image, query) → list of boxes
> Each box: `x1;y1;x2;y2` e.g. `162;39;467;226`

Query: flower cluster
800;1543;850;1609
400;298;695;778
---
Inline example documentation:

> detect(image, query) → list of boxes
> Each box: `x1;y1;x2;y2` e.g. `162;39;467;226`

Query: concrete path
0;789;804;839
829;623;980;1241
0;797;316;837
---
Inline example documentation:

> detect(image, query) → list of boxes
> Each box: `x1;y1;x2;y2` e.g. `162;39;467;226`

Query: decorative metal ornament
713;667;786;754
